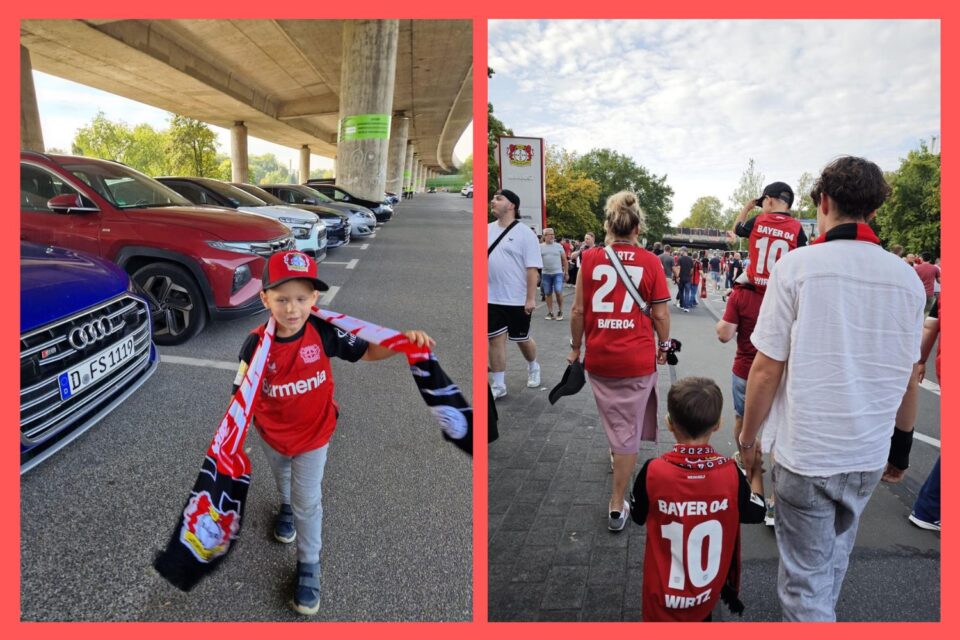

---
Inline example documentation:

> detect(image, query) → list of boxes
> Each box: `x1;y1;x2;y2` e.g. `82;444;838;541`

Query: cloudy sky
489;19;940;224
33;71;472;174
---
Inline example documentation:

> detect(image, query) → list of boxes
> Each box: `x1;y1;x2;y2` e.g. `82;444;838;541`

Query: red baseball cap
261;250;329;291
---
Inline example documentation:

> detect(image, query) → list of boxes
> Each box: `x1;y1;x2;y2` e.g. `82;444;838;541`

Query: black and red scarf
810;222;881;246
662;444;745;616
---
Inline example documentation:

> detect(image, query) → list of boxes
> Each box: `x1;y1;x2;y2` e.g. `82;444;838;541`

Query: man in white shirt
739;156;925;621
488;189;543;399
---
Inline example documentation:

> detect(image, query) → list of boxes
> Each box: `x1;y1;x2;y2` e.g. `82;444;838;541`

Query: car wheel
132;262;207;345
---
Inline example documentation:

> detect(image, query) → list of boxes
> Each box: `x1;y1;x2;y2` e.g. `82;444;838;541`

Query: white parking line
319;285;340;306
161;355;237;371
344;243;370;250
323;261;353;267
346;258;358;269
920;379;940;395
914;432;941;448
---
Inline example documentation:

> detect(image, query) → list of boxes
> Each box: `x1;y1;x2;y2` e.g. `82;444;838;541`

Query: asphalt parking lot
20;192;473;622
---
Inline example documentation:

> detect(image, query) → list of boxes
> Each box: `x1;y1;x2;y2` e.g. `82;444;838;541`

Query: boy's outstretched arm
362;330;436;361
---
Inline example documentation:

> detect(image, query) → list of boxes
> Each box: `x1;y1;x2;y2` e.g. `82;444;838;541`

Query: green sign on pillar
338;114;391;142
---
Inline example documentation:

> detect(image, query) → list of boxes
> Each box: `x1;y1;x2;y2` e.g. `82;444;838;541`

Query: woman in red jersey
568;191;673;531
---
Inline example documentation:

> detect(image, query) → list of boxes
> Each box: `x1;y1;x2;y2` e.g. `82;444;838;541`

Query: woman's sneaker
274;503;296;543
545;312;554;320
291;561;321;615
608;500;630;532
908;512;941;531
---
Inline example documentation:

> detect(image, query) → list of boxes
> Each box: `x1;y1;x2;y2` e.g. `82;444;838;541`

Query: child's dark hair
667;377;723;439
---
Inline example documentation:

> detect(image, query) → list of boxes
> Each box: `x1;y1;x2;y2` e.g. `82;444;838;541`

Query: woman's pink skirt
588;371;659;454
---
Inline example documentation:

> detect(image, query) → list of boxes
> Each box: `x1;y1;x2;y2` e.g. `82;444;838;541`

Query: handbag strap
604;244;651;317
488;220;520;256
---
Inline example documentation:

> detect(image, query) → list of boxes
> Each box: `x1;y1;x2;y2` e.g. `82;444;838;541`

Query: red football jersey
251;321;337;456
745;213;803;291
642;456;742;622
580;243;671;378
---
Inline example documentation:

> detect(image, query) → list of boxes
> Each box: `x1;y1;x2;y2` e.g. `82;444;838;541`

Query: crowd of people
488;156;939;622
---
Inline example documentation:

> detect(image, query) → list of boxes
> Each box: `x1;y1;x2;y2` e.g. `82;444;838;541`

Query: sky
33;71;473;175
489;19;940;225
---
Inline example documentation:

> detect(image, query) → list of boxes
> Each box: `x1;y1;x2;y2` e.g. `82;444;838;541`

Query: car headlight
278;216;302;225
293;227;311;239
232;264;252;293
207;240;261;255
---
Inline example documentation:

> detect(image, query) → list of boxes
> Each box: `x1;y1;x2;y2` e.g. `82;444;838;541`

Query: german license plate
58;337;136;401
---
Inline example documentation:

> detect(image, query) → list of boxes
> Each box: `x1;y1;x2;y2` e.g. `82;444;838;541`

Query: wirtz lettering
614;250;636;261
665;588;712;609
597;318;636;329
756;224;795;241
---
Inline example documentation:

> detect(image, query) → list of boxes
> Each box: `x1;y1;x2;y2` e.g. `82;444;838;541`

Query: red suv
20;152;294;345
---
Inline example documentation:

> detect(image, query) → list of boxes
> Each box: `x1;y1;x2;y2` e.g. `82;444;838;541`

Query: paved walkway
487;277;940;622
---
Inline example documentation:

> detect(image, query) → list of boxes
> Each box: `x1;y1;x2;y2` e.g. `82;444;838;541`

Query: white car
461;184;473;198
157;177;327;261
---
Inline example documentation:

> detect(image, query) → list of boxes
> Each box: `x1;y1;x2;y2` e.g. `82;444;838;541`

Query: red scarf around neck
810;222;881;245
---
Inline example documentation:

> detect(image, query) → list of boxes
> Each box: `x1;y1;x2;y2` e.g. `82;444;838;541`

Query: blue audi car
20;243;158;473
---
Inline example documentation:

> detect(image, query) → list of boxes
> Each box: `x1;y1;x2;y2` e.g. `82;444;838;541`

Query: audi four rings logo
68;316;119;350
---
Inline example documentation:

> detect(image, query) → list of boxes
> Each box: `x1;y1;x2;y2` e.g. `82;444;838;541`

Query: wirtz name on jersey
263;370;328;398
665;588;712;610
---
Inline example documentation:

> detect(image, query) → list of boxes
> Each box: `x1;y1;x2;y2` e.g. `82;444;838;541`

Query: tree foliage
544;146;601;239
679;196;724;229
458;154;473;182
166;115;225;178
488;102;513;202
794;171;817;219
875;143;941;256
572;148;673;243
723;158;766;228
72;112;228;179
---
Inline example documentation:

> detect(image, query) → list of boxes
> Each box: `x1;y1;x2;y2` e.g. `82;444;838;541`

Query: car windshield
235;183;284;206
198;180;268;207
63;162;191;209
300;186;335;204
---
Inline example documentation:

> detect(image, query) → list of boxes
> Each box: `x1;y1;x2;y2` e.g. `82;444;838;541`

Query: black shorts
488;303;532;342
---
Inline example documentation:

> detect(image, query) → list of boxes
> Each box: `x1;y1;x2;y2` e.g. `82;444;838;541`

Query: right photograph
487;19;941;622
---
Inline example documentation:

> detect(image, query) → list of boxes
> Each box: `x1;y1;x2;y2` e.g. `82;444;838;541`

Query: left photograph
19;19;474;621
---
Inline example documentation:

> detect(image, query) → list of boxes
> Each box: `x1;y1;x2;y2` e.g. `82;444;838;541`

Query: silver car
262;184;377;238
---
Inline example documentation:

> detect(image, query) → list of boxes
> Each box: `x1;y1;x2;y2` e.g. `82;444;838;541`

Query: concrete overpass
20;19;472;200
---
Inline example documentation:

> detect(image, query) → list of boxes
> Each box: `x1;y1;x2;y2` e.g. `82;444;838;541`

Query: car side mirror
304;198;317;205
338;194;349;201
47;194;99;213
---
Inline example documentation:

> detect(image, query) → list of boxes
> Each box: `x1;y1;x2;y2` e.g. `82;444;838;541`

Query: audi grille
20;293;154;470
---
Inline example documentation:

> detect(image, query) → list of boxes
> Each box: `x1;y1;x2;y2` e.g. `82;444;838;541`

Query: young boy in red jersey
232;250;434;615
630;377;765;621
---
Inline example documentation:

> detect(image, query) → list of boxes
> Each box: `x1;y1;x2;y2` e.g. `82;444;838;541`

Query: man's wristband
569;338;582;350
738;437;756;450
658;340;673;352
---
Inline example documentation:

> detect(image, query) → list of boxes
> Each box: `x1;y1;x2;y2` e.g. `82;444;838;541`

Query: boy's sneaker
545;312;554;320
527;364;541;388
764;499;775;527
908;512;941;532
491;383;507;400
608;500;630;532
556;312;564;320
274;503;296;543
291;561;321;615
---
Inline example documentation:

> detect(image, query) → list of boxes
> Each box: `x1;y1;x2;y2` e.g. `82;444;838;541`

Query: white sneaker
491;383;507;399
609;500;630;531
527;365;541;388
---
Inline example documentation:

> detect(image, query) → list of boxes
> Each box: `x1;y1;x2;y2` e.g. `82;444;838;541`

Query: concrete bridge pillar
230;121;248;183
20;45;44;152
335;20;399;201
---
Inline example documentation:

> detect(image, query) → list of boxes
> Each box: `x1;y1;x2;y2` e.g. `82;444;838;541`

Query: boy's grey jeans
260;440;330;564
773;462;883;621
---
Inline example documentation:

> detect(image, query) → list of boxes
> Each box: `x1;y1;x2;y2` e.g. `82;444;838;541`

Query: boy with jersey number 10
232;250;435;615
631;377;766;621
